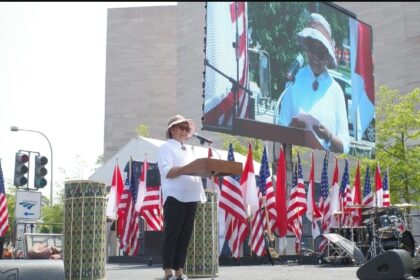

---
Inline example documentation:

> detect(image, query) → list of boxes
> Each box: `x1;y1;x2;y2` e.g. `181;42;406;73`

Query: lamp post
11;126;54;207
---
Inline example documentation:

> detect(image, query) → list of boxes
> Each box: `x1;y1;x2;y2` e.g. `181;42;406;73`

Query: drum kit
330;203;416;261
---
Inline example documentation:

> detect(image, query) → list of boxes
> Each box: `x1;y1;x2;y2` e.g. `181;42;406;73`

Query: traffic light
14;152;29;186
34;155;48;188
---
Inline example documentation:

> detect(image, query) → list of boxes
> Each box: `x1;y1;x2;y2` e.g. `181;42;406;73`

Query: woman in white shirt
158;115;206;280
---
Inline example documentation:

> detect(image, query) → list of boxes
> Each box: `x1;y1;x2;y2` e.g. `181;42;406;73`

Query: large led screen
203;2;375;157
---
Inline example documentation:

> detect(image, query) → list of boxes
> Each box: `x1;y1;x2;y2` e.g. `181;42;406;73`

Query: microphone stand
273;79;295;125
204;59;254;119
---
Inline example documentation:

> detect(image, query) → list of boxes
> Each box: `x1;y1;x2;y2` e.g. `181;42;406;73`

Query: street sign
15;190;42;219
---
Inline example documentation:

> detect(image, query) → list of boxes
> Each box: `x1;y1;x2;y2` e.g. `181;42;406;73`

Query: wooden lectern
178;158;242;178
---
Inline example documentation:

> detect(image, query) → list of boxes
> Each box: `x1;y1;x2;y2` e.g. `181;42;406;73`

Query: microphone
192;133;213;145
286;53;304;82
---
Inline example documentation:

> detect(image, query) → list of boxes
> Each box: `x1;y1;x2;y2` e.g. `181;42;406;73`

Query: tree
135;124;150;137
219;133;264;162
374;86;420;204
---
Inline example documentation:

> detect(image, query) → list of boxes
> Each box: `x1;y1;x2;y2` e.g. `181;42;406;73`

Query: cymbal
362;207;387;215
346;204;369;209
393;203;417;208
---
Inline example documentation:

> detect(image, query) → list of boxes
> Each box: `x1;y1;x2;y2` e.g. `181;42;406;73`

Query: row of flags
106;159;163;256
106;144;392;257
214;145;393;256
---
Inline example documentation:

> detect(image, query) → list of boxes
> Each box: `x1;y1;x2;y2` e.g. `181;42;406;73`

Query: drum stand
366;221;385;260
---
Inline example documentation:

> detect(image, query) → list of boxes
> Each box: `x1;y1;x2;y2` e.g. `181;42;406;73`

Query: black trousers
162;196;197;270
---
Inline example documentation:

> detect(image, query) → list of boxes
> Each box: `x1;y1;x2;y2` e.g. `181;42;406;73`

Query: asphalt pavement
105;262;360;280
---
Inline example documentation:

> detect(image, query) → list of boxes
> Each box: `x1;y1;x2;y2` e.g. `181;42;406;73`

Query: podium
178;158;243;178
232;117;324;150
181;158;242;278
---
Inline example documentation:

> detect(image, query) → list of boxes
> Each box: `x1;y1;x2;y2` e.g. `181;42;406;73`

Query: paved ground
105;263;360;280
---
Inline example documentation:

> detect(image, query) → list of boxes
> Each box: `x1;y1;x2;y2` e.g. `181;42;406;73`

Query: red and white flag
274;146;288;253
241;143;259;218
0;162;9;238
382;168;391;207
287;153;307;254
329;158;340;228
241;143;264;256
306;152;322;239
219;143;248;258
204;2;249;126
351;162;363;226
106;163;124;220
375;163;383;207
117;159;140;256
350;18;375;141
139;186;163;231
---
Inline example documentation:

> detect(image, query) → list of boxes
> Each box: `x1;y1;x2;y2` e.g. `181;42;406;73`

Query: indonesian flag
329;158;340;228
240;143;259;218
306;152;322;239
106;163;124;220
274;146;288;253
375;163;383;207
350;18;375;141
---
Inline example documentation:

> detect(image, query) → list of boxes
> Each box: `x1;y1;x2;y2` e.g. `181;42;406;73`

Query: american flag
0;161;9;237
258;146;277;234
318;153;330;252
118;159;140;256
375;164;383;207
339;159;352;226
139;186;163;231
382;169;391;207
287;153;307;253
137;160;163;231
362;165;373;207
219;143;248;258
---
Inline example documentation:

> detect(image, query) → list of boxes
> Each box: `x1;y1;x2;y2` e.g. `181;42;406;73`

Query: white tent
89;136;261;186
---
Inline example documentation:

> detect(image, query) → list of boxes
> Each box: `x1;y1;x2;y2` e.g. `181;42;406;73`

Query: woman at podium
158;114;206;280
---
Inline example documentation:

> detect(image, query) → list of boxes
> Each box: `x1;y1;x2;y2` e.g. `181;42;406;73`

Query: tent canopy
89;136;262;186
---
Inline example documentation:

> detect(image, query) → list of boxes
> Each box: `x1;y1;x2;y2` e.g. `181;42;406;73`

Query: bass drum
400;230;416;257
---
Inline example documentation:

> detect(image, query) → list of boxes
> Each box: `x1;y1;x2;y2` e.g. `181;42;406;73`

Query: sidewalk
105;263;360;280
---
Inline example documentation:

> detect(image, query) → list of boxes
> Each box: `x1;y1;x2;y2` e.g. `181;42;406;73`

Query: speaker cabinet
0;259;64;280
144;231;164;257
357;249;413;280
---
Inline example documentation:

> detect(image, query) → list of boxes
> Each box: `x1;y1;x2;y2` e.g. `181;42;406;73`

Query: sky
0;2;176;202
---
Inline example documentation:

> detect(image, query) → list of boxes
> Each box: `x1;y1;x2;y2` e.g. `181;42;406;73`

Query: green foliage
374;86;420;203
219;133;264;162
135;124;150;137
39;203;63;233
344;86;420;204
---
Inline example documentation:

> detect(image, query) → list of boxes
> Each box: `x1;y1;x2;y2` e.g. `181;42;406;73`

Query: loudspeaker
0;259;64;280
144;231;164;257
357;249;413;280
